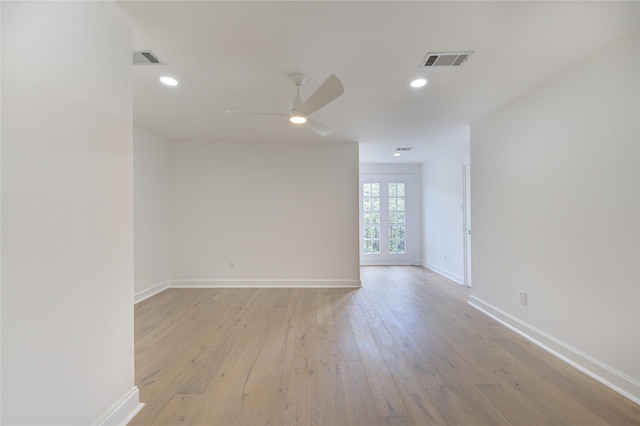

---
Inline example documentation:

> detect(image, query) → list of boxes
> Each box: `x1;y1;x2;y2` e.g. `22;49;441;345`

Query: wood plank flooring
130;266;640;425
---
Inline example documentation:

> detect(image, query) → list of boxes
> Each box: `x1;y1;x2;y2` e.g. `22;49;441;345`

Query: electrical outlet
229;261;235;270
519;290;527;305
444;253;448;262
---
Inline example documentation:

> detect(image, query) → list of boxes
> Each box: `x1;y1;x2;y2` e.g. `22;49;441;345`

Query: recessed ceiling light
393;153;402;157
289;116;307;124
160;76;178;86
410;78;427;88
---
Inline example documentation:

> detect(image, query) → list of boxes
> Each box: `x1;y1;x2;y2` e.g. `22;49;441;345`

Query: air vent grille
396;147;413;151
133;50;164;65
420;51;474;68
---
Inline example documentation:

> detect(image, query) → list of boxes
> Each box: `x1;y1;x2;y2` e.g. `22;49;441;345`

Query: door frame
463;161;472;287
359;173;418;266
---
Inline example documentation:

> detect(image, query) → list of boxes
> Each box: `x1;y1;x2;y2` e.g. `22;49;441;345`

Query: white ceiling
120;1;639;163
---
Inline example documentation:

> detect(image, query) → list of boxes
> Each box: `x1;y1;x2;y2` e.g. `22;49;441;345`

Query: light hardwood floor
131;266;640;425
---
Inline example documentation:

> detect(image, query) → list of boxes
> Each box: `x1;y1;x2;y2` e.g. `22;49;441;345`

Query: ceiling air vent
133;50;165;65
420;51;474;68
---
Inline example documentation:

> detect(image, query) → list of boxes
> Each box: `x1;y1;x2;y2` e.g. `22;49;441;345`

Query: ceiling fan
225;73;344;136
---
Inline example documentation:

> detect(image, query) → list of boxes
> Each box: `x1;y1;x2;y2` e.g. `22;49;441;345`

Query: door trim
463;161;472;287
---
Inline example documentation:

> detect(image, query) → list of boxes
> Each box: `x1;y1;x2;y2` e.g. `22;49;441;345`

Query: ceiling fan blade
225;110;288;117
306;117;335;136
295;74;344;117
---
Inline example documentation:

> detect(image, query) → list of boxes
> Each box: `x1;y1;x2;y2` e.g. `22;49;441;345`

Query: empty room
2;1;640;425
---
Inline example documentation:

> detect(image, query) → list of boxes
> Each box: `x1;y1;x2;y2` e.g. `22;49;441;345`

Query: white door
360;175;414;265
463;163;472;287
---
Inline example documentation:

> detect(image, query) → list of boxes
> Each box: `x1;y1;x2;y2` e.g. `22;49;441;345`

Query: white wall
134;126;170;301
422;142;470;284
1;2;140;424
169;140;360;286
470;31;640;401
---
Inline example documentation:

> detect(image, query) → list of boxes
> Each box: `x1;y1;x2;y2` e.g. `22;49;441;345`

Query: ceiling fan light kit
226;72;344;136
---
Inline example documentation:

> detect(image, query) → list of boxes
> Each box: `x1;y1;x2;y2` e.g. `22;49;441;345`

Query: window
388;183;406;254
362;183;380;254
360;175;413;265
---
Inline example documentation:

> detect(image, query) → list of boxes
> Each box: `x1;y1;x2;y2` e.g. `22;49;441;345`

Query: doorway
360;174;415;265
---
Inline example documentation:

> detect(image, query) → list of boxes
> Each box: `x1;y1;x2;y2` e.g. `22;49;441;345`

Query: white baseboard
134;280;170;304
93;386;144;426
424;263;464;285
170;279;361;288
469;295;640;405
134;278;361;304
